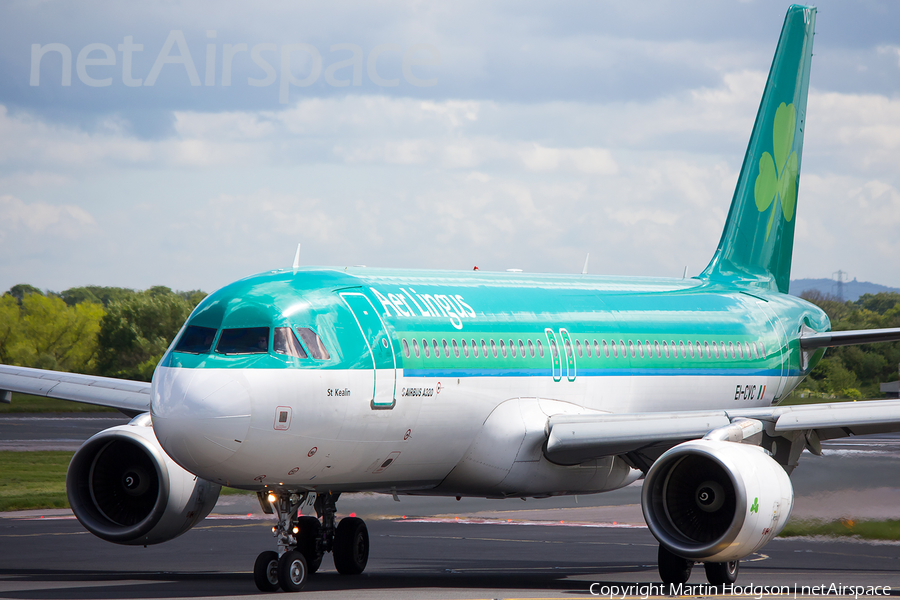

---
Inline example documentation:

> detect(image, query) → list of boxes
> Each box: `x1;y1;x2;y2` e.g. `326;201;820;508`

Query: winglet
292;243;301;270
581;253;589;275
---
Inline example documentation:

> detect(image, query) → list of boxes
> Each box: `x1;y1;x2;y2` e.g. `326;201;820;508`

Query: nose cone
151;366;252;477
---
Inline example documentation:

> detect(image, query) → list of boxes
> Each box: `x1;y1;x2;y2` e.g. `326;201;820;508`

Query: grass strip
0;451;72;511
780;518;900;540
0;450;251;512
0;392;116;413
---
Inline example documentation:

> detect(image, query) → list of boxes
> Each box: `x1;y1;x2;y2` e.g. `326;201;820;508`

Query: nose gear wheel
251;490;370;591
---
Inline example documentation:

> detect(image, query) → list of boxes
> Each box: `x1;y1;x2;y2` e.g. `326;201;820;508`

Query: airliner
3;4;900;592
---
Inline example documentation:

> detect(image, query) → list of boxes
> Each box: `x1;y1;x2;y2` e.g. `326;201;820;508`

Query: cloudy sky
1;0;899;294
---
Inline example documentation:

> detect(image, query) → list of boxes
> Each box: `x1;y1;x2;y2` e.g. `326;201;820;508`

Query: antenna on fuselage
292;243;301;270
581;253;589;275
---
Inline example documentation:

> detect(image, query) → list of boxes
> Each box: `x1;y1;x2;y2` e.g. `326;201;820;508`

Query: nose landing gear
252;491;370;593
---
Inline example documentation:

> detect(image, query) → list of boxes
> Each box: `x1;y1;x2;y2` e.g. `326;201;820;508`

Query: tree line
0;284;206;382
1;283;899;395
798;291;900;399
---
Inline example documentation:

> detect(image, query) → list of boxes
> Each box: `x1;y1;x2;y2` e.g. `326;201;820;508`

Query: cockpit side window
297;327;331;360
174;325;217;354
216;327;270;355
274;327;307;358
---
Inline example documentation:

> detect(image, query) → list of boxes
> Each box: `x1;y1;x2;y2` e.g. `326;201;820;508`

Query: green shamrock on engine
754;102;799;241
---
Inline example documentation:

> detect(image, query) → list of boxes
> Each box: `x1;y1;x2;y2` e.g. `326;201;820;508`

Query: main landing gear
253;491;369;592
657;545;739;587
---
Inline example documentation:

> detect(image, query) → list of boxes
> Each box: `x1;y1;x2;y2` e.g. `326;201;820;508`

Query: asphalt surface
0;413;129;451
3;514;900;599
2;414;900;598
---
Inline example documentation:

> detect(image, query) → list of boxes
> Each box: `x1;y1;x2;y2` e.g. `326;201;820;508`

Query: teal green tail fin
700;5;816;293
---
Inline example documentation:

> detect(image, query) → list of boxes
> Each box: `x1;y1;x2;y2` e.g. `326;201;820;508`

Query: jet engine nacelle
641;439;792;563
67;415;220;545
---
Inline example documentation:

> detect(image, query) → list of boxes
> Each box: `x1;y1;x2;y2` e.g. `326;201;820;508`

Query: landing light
267;493;277;503
292;526;299;534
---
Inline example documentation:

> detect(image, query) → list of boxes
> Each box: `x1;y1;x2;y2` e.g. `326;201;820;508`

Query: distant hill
789;278;900;302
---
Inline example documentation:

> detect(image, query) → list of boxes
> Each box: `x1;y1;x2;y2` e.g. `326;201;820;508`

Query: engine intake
67;417;220;545
641;439;792;563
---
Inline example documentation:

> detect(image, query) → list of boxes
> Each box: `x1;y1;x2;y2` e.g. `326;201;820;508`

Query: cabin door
545;328;562;382
340;292;397;409
757;301;788;402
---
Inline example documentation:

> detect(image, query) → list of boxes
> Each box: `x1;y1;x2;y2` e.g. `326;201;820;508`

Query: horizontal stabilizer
799;327;900;349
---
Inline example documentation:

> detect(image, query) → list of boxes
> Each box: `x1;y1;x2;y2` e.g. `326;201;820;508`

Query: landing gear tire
253;550;279;592
296;515;323;573
658;545;693;586
333;517;369;575
278;550;308;592
705;560;739;585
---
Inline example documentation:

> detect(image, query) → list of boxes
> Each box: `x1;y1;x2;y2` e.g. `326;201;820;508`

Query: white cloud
1;2;900;291
0;194;95;240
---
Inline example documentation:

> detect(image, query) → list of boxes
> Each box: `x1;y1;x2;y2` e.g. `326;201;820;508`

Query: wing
545;399;900;471
0;364;150;417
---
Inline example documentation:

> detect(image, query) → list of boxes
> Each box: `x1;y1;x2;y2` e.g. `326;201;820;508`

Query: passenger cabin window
216;327;269;355
423;338;430;358
462;339;469;358
402;339;410;358
576;340;583;358
274;327;308;358
509;339;516;358
500;339;507;358
432;338;439;357
413;338;420;358
482;339;488;357
452;339;460;358
528;339;535;358
297;328;330;360
585;340;591;358
443;339;450;358
491;339;498;358
174;325;217;354
519;339;526;358
472;339;479;358
537;339;544;358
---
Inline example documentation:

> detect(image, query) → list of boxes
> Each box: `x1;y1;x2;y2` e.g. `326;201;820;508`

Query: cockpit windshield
274;327;307;358
215;327;269;355
297;328;330;360
174;326;217;354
